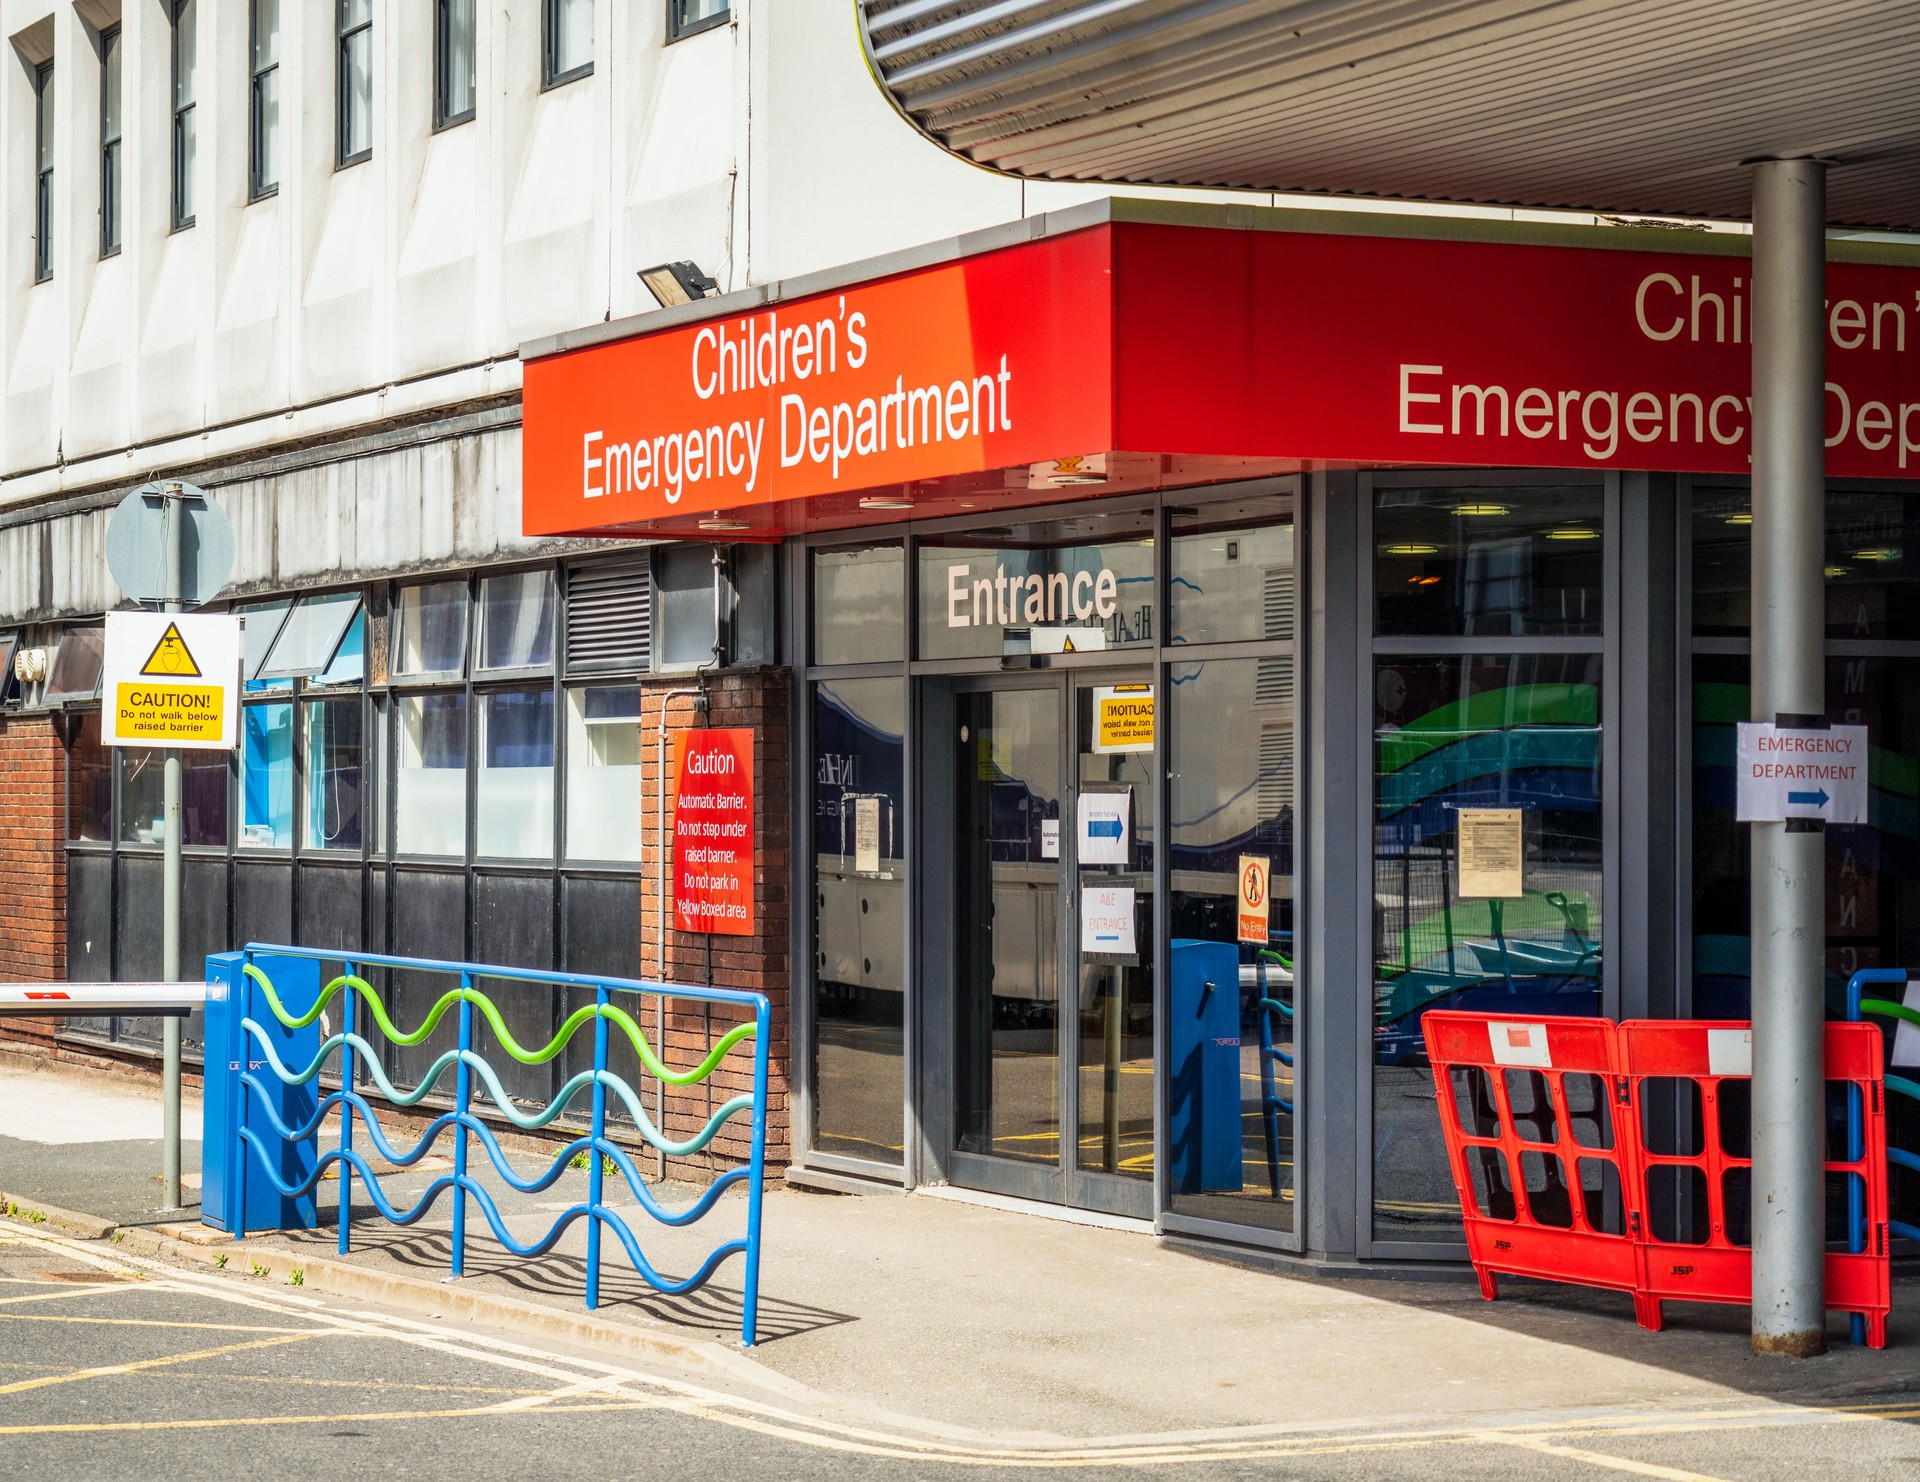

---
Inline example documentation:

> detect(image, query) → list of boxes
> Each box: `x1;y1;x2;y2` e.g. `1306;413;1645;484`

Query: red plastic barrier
1421;1012;1891;1347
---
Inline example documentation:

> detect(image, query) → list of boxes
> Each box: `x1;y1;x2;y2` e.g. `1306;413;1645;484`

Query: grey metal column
1746;157;1828;1357
161;485;184;1212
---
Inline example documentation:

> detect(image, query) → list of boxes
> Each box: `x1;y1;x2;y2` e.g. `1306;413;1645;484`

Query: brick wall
0;714;68;1054
640;670;793;1172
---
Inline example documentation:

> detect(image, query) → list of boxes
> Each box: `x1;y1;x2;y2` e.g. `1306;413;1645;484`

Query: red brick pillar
0;714;68;1053
640;671;792;1174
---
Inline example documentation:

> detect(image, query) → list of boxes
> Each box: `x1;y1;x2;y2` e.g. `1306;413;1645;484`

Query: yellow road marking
0;1332;321;1399
165;1370;533;1398
1475;1433;1730;1481
0;1283;150;1307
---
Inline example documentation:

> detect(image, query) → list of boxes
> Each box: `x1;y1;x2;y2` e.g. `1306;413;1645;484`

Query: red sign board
672;728;755;937
522;216;1920;541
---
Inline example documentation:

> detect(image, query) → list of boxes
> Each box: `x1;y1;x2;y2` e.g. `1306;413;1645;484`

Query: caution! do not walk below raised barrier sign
103;611;241;751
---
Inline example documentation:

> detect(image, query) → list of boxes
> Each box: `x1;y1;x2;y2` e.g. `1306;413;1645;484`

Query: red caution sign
673;729;755;937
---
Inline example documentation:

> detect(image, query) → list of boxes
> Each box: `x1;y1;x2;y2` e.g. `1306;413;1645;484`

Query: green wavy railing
1861;997;1920;1103
241;963;754;1087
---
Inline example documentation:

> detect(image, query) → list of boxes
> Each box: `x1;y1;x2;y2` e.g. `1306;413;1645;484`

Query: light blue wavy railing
223;945;770;1344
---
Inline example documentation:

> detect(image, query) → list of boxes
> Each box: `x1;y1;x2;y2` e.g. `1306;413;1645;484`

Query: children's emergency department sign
103;612;240;750
1735;722;1869;823
672;728;756;936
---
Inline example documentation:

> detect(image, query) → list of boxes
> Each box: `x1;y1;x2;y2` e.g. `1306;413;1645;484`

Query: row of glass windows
32;0;726;277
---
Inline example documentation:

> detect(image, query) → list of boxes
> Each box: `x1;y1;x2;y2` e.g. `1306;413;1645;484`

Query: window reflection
303;697;363;851
1372;653;1603;1243
1375;486;1604;637
811;679;905;1164
1168;657;1296;1231
397;693;468;856
811;544;903;666
240;702;293;847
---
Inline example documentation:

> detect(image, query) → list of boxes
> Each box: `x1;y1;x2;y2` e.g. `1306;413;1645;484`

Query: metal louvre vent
1256;725;1295;820
565;558;652;675
1263;566;1295;641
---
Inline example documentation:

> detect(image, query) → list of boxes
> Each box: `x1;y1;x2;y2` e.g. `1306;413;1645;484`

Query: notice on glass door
1456;808;1524;898
1080;884;1138;961
1077;789;1131;866
853;796;882;874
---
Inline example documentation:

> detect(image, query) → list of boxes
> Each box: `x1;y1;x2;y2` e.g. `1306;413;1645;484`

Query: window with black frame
545;0;592;85
100;27;122;254
250;0;280;198
171;0;197;229
1370;485;1607;1246
435;0;476;128
34;59;53;282
669;0;727;42
338;0;372;166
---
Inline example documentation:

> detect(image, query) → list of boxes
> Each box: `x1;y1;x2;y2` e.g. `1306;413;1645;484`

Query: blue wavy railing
1256;950;1295;1197
1846;968;1920;1348
223;945;770;1344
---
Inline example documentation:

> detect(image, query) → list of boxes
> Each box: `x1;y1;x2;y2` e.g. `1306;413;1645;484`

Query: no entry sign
672;728;756;936
1735;722;1869;823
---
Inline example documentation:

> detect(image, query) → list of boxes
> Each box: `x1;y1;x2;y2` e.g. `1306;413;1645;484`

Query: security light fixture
638;261;718;308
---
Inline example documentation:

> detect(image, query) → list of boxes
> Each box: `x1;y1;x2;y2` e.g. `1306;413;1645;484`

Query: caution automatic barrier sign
103;611;241;750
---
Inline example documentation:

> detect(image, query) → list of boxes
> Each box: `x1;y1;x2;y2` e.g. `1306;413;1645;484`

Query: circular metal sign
104;481;235;608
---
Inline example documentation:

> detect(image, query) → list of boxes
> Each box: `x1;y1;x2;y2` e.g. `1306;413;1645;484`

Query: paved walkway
2;1056;1915;1456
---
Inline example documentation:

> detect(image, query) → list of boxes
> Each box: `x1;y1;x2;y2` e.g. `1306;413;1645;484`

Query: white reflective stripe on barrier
1486;1021;1553;1069
0;982;206;1015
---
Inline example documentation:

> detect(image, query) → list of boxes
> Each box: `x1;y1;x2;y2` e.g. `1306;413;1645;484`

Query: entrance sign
1457;808;1525;897
1077;789;1131;866
1735;722;1868;823
1093;685;1155;754
1080;884;1138;958
103;612;240;750
672;728;756;936
1237;855;1271;944
524;212;1920;541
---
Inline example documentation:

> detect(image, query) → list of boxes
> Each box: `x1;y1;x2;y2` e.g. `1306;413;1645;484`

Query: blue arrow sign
1787;788;1830;808
1087;819;1124;837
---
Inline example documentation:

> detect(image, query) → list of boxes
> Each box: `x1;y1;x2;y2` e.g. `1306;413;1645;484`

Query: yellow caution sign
1093;684;1154;754
103;612;241;751
139;621;204;677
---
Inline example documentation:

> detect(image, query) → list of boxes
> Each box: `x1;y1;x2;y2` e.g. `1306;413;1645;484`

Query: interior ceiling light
638;260;719;308
1048;471;1108;486
1383;543;1440;556
1452;502;1510;516
1853;547;1902;562
1724;511;1753;525
697;517;750;532
1825;566;1850;579
1546;527;1599;541
1409;575;1442;585
858;496;915;511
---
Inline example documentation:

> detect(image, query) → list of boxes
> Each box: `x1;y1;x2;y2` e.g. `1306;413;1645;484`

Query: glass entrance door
947;674;1156;1218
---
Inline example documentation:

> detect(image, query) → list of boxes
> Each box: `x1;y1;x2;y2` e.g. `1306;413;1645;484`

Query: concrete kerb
0;1191;806;1400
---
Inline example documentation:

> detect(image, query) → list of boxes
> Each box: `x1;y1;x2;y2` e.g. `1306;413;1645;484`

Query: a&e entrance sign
1735;722;1869;824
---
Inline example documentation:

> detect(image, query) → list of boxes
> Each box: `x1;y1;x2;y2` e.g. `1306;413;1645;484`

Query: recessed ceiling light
1452;503;1510;516
1048;472;1108;486
1409;575;1441;586
1383;543;1440;556
858;497;915;511
1854;547;1901;562
1545;527;1599;541
697;518;750;532
1824;566;1849;579
1724;511;1753;525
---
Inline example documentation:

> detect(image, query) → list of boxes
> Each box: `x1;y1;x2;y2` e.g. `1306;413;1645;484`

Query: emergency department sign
1735;722;1869;823
103;612;241;750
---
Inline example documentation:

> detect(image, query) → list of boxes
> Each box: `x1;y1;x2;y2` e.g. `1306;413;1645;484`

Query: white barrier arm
0;982;206;1017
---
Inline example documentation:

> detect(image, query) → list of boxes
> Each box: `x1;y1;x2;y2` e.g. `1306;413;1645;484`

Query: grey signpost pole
161;484;184;1212
1746;158;1828;1356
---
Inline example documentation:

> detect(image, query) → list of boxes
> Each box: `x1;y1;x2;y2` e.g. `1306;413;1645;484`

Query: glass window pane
446;0;476;119
253;0;280;68
674;0;727;32
553;0;593;74
303;698;364;851
67;713;112;842
1167;655;1297;1231
1372;653;1604;1243
811;679;905;1163
176;106;197;221
120;746;228;847
395;582;469;677
478;690;553;859
1170;492;1296;647
45;626;105;702
241;702;294;848
341;0;372;30
254;68;279;192
812;544;903;665
343;30;372;158
397;693;467;856
260;592;361;679
917;506;1155;661
479;571;556;671
316;607;365;686
103;32;123;138
36;66;53;173
564;685;640;862
174;0;197;106
1374;486;1604;638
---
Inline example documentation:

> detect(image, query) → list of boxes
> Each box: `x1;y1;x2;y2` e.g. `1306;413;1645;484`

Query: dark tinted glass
1375;486;1604;637
811;544;903;666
